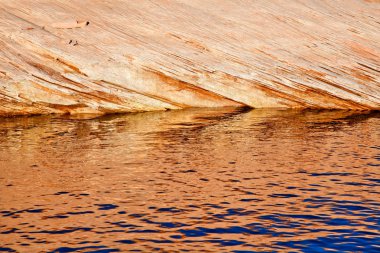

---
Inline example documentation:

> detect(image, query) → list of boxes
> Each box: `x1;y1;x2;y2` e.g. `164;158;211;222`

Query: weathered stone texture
0;0;379;115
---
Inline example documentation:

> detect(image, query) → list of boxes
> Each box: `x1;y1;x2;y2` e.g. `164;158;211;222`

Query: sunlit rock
0;0;379;116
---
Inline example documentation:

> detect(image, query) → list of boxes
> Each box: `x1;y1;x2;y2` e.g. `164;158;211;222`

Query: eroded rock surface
0;0;379;115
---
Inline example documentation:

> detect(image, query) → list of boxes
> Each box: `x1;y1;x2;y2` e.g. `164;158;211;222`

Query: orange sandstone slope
0;0;379;115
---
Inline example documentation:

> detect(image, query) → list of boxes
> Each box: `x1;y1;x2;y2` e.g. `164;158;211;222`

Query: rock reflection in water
0;108;379;252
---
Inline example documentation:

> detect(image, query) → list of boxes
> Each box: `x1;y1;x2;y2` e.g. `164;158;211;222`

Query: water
0;108;379;253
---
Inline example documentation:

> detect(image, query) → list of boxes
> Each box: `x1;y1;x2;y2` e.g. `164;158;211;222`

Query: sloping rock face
0;0;379;115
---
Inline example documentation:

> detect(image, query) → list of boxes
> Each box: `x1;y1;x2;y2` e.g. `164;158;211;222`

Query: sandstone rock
0;0;379;116
50;20;89;29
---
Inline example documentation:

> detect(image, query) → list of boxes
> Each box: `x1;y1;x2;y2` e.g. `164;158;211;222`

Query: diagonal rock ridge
0;0;379;116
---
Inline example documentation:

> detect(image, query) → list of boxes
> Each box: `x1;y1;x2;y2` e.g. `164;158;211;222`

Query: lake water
0;108;379;253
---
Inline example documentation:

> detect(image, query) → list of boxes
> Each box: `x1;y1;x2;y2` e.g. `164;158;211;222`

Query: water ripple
0;108;379;252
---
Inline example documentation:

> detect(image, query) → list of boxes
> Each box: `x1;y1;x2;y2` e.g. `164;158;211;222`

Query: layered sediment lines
0;0;379;115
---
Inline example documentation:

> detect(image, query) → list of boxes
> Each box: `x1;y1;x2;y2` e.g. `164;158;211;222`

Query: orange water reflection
0;108;379;252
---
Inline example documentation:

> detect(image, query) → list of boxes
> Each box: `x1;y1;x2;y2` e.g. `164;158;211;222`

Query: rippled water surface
0;108;379;253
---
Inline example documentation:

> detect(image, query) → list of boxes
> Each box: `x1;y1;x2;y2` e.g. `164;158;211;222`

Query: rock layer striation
0;0;380;115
